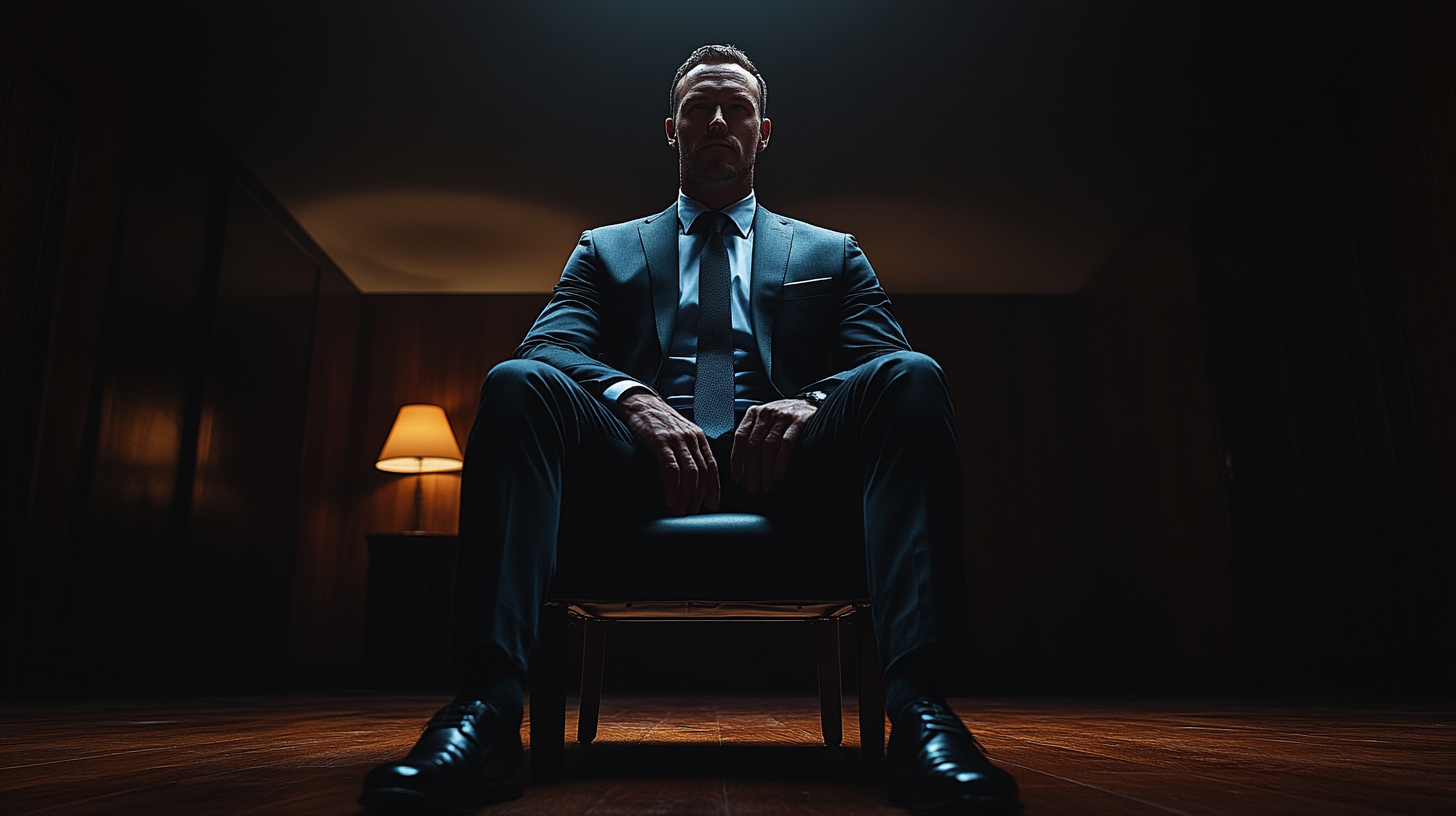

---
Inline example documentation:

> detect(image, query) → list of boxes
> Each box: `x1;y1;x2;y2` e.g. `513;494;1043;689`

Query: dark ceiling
17;0;1408;292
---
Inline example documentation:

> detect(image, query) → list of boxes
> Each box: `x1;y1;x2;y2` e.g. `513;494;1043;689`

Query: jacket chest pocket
781;276;836;300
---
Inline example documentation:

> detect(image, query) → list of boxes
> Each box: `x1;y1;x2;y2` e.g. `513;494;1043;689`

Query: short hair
669;44;767;118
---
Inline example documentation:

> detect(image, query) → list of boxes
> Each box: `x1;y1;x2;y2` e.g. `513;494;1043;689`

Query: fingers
632;394;816;510
731;406;759;485
701;434;721;512
663;428;715;516
732;399;816;493
620;391;719;516
774;419;802;483
640;420;707;516
736;410;789;493
656;442;688;513
757;415;794;493
686;434;709;513
686;428;717;514
742;415;769;494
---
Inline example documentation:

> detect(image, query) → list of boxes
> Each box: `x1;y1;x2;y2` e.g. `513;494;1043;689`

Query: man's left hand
730;398;818;493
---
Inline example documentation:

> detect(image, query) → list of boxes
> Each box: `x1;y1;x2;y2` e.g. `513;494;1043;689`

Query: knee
889;350;942;376
868;350;945;389
479;359;561;408
859;351;952;421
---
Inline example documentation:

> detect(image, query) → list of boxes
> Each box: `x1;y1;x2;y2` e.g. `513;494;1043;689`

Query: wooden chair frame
528;600;886;775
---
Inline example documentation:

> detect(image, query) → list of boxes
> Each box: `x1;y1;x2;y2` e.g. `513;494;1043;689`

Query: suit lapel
751;206;793;393
639;204;680;363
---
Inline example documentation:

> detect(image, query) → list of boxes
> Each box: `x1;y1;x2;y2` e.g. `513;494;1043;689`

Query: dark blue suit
454;203;968;678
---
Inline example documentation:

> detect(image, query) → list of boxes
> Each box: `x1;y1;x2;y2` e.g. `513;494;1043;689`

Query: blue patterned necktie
693;212;735;438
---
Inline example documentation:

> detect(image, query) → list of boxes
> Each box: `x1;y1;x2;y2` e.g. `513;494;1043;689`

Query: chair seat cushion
564;600;858;620
639;513;774;538
550;512;868;602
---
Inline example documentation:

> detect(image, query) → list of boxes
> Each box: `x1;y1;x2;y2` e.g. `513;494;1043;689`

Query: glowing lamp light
376;404;463;532
377;404;464;473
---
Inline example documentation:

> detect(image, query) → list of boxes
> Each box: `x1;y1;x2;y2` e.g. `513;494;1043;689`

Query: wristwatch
798;390;828;408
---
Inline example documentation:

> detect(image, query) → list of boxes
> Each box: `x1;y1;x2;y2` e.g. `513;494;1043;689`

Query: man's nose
708;107;728;131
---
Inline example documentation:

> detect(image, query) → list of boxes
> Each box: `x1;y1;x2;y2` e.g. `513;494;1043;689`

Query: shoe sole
358;778;524;815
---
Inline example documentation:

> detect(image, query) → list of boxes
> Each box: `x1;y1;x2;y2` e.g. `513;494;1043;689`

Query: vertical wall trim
167;159;231;560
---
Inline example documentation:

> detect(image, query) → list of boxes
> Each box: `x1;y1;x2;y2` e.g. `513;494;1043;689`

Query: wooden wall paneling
1350;5;1456;682
55;101;227;692
901;280;1234;691
1078;209;1238;688
0;28;76;689
1189;59;1454;691
1194;140;1367;690
4;5;377;694
899;296;1111;689
0;11;140;694
289;259;366;675
0;32;73;530
177;177;321;688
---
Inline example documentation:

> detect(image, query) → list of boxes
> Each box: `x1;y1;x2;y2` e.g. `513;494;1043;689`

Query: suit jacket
516;202;912;402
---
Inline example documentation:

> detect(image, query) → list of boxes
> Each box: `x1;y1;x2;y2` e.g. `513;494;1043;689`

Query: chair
528;512;885;774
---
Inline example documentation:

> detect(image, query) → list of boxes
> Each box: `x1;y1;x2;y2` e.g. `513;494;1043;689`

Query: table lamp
376;403;463;532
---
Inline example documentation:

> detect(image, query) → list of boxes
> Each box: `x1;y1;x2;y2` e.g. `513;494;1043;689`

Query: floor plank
964;700;1456;816
0;696;1451;815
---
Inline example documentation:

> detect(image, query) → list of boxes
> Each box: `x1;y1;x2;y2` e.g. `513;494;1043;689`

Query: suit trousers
452;350;968;681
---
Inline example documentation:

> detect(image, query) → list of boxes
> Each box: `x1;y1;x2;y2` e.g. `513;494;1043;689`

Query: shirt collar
677;190;756;238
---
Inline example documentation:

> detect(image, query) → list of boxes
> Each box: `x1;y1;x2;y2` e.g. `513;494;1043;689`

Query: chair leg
814;617;843;747
856;604;886;761
529;602;568;775
577;618;608;744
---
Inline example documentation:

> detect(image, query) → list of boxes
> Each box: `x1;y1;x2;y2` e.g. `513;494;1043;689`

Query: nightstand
364;532;457;691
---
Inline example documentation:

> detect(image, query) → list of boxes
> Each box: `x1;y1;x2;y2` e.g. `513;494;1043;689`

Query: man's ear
665;118;676;147
757;118;772;152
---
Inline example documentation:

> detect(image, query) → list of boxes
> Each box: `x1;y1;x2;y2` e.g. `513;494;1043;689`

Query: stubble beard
683;144;756;186
687;164;747;184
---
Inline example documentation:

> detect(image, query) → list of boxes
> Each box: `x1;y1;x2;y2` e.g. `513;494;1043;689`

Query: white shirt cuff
602;379;654;407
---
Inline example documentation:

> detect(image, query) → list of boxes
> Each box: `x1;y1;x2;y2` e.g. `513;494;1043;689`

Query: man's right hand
616;389;721;516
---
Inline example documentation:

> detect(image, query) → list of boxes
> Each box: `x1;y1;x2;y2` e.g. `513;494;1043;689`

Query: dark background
2;0;1453;698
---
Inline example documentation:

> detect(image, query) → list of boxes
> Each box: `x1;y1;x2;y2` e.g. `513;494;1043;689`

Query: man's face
666;61;771;186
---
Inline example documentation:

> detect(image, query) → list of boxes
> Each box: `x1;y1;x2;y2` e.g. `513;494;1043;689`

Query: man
360;45;1021;816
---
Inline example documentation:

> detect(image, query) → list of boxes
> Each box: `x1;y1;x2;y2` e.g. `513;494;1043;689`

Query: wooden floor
1;695;1452;815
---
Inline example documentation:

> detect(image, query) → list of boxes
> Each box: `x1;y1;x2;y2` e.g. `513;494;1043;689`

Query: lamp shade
376;404;464;473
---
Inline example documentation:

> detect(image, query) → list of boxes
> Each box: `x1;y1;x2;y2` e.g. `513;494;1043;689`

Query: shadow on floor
531;742;883;784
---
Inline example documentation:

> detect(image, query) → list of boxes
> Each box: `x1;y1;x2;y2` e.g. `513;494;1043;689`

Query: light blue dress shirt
601;190;776;412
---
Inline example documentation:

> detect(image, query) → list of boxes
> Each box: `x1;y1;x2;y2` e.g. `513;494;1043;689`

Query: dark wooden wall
1;17;363;693
1188;10;1456;693
905;290;1236;692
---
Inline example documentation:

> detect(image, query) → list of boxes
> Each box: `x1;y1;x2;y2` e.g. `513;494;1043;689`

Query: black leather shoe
359;699;524;815
886;698;1022;816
